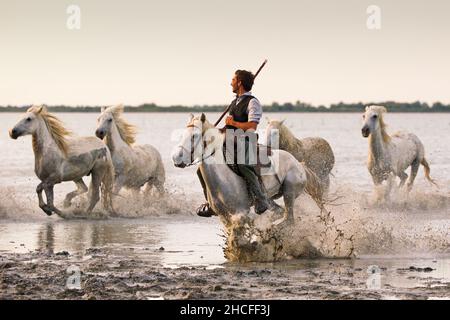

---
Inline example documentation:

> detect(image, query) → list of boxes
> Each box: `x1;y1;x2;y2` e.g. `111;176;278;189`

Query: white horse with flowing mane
171;113;324;224
264;118;335;193
9;105;115;217
361;105;437;196
95;104;165;196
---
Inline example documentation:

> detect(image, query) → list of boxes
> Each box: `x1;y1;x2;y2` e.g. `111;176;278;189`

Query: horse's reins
181;123;216;167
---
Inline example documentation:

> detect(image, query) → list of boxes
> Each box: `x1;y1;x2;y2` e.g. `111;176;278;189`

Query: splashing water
222;183;450;262
52;184;199;219
0;183;198;220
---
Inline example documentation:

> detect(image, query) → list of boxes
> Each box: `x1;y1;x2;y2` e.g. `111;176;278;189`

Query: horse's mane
269;120;303;151
28;105;71;156
106;105;137;145
366;105;391;143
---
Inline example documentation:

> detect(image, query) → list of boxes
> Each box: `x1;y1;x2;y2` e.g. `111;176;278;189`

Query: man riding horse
196;69;270;217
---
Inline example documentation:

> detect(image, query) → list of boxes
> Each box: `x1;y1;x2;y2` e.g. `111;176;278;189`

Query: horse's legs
86;171;102;214
398;172;408;188
282;190;296;223
154;178;165;195
37;182;52;216
143;181;154;197
143;181;152;195
44;184;62;216
385;174;395;200
63;179;88;208
144;177;165;197
321;174;331;194
153;159;166;195
407;159;420;192
113;175;124;195
272;179;301;226
281;171;304;223
371;176;384;202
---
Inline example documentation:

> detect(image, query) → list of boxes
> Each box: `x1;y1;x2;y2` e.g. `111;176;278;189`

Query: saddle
254;144;273;174
222;142;273;177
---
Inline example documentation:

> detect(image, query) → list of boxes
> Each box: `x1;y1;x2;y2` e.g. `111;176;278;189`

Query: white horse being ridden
171;114;324;224
361;105;437;197
95;105;165;196
9;106;115;217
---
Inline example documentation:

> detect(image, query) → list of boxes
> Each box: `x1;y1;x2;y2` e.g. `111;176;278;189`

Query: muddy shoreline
1;248;449;300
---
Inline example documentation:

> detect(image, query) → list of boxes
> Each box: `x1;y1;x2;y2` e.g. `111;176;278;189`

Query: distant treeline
1;101;450;113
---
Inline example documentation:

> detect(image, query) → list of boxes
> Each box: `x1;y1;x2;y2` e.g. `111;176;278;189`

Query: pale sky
1;0;449;106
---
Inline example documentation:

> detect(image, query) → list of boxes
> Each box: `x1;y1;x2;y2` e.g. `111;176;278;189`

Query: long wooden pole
213;59;267;127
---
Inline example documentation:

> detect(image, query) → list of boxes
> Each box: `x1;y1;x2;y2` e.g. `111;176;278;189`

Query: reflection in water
0;217;225;266
36;222;121;255
37;222;55;254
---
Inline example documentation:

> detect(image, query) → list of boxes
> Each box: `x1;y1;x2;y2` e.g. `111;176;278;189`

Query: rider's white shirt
236;91;262;123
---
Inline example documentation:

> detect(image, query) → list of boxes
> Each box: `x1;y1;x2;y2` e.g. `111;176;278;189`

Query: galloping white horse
361;105;437;196
95;105;165;196
171;114;324;224
264;118;335;193
9;106;115;216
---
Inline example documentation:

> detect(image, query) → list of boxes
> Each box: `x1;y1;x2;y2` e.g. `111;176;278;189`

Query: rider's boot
239;165;270;215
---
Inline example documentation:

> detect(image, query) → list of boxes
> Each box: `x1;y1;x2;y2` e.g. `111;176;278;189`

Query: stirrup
196;203;216;217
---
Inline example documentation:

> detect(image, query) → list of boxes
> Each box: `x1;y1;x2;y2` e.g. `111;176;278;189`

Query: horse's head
9;105;45;139
264;117;284;147
172;113;218;168
96;105;119;139
361;105;387;138
95;104;136;144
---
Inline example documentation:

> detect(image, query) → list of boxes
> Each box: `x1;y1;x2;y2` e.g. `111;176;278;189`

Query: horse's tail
101;151;115;213
421;157;438;187
303;165;326;211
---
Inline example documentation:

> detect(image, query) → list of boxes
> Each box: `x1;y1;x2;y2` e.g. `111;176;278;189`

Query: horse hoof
110;211;119;218
41;206;53;216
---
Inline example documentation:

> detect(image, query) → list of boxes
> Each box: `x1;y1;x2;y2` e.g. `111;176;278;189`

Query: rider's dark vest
224;95;255;130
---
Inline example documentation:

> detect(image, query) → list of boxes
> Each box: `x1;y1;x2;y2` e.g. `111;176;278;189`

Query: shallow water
1;112;449;298
0;217;226;267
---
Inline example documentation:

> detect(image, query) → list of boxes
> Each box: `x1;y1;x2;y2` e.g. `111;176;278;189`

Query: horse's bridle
179;123;215;167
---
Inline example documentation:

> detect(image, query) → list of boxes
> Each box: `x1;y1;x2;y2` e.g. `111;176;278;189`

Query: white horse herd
8;104;437;221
